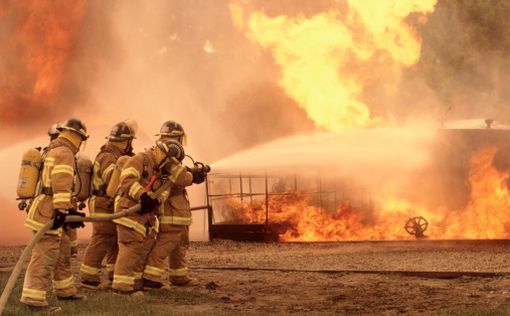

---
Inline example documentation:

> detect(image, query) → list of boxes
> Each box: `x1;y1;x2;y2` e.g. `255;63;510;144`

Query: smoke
414;0;510;122
2;1;509;152
1;1;510;244
0;0;116;146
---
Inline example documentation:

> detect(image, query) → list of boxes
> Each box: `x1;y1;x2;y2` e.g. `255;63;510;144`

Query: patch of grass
431;305;510;316
0;272;218;315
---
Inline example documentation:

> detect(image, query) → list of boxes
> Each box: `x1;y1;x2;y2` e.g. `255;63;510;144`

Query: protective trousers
80;221;118;283
20;232;77;307
67;227;78;253
169;226;190;284
112;225;153;292
143;225;185;283
134;230;156;290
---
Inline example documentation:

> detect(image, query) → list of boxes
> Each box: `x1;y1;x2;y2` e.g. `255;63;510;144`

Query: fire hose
0;180;174;315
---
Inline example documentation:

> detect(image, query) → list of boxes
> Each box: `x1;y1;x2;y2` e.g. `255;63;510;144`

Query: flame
227;147;510;241
0;0;86;123
232;0;436;132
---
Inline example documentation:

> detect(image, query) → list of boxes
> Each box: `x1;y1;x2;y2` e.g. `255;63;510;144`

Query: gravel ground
2;240;510;314
188;240;510;272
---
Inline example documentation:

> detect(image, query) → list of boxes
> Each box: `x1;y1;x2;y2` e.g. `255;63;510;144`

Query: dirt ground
2;240;510;314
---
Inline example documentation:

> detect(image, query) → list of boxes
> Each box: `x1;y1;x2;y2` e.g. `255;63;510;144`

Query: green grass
431;307;510;316
0;272;218;315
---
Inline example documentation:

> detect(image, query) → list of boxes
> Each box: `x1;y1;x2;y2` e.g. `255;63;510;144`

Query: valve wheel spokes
405;216;428;236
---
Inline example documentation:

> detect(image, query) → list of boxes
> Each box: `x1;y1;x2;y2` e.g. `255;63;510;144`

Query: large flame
227;147;510;241
0;0;86;123
232;0;436;131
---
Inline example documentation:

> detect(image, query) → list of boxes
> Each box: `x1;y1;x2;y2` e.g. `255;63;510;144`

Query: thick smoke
0;1;509;244
413;0;510;122
0;0;116;146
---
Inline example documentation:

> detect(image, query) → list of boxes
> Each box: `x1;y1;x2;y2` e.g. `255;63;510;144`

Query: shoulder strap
139;152;149;178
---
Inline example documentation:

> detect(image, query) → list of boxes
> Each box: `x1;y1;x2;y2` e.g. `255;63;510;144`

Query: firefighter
80;122;136;289
49;124;79;257
111;138;186;294
142;121;207;288
20;118;88;312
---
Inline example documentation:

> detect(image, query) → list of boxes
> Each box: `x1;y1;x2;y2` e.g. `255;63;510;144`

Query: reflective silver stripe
53;276;74;289
21;288;46;300
102;164;115;183
120;167;140;180
169;267;188;277
80;264;100;275
112;217;147;236
160;216;192;226
51;164;74;176
143;265;165;277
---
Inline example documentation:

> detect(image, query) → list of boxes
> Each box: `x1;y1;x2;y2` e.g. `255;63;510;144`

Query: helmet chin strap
125;140;134;156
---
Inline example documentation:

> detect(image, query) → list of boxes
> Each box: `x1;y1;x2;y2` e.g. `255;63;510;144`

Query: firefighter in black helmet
142;120;208;288
21;118;88;312
80;121;137;289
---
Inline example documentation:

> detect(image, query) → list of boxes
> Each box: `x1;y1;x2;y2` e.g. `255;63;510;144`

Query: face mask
79;140;88;153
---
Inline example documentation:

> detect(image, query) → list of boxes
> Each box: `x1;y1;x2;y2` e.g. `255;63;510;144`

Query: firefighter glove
67;208;86;229
138;192;160;214
51;210;67;230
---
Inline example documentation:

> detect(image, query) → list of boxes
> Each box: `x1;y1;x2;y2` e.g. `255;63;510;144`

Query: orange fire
227;147;510;241
231;0;437;131
0;0;86;123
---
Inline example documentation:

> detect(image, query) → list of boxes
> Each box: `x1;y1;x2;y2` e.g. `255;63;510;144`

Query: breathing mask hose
0;180;173;315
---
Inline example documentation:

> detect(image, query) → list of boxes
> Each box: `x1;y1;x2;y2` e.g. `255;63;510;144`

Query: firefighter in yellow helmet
80;122;136;289
111;138;187;293
20;118;88;312
48;124;80;258
142;121;207;288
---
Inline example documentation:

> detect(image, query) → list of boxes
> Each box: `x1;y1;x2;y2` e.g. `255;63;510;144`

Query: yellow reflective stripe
106;264;115;272
160;216;192;226
93;161;103;187
70;240;78;247
80;264;100;275
159;191;169;203
24;218;44;230
128;182;143;199
113;217;146;236
27;195;43;220
102;164;115;182
44;157;55;166
120;167;140;180
169;165;185;183
53;192;71;203
89;195;96;213
90;212;113;218
113;274;135;285
53;276;74;289
114;196;121;212
24;218;61;235
22;288;46;300
51;164;74;176
169;267;188;277
143;265;165;277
